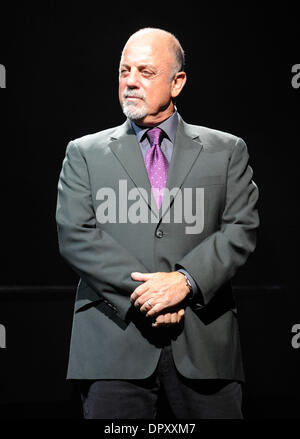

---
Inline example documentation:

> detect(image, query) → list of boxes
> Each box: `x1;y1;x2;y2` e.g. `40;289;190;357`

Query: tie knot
147;127;163;146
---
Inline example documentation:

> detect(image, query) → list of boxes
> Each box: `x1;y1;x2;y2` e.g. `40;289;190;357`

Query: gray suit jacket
56;115;259;380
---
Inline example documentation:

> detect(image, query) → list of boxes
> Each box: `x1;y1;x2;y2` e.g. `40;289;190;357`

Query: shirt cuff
177;268;200;301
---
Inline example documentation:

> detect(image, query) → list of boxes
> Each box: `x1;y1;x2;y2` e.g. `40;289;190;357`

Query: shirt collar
131;111;179;144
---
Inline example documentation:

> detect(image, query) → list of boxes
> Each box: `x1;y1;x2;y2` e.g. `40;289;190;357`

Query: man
56;28;259;419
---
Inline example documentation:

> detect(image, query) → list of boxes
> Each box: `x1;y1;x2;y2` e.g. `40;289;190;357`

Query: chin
122;104;148;122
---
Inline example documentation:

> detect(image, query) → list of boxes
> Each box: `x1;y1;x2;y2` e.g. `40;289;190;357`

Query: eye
142;70;153;77
119;69;129;77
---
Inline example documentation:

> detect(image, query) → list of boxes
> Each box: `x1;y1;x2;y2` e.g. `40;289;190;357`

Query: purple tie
145;127;169;210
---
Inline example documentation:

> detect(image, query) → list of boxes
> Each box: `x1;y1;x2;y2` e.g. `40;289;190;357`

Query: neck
134;103;175;127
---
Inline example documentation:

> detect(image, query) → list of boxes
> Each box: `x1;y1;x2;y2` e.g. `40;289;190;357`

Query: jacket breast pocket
180;176;226;236
186;175;225;187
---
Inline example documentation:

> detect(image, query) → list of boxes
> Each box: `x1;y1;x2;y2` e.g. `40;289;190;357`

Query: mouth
125;96;142;100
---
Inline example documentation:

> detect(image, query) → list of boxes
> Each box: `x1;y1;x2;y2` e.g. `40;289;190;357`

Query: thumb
131;272;153;280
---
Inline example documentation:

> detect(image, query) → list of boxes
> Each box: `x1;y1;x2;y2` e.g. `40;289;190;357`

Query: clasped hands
130;271;190;328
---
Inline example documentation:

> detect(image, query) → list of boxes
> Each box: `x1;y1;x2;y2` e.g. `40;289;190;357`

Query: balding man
56;28;259;419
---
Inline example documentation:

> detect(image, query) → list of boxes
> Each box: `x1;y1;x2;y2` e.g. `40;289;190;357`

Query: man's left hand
130;271;190;316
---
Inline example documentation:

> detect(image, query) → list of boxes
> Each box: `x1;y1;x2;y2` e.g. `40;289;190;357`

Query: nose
126;68;139;88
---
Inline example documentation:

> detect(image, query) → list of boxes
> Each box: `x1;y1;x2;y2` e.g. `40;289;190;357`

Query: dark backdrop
0;2;299;419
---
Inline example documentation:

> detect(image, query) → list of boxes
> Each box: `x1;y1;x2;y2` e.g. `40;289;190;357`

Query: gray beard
122;100;148;121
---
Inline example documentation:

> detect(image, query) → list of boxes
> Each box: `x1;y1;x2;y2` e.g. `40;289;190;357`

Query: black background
0;1;299;420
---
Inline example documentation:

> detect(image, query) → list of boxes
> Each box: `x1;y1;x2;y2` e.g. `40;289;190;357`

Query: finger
139;294;156;313
130;285;150;304
177;309;185;322
130;285;147;301
152;314;166;327
153;312;178;328
136;291;164;313
171;313;178;324
131;272;154;281
163;313;171;324
157;313;171;326
145;301;166;317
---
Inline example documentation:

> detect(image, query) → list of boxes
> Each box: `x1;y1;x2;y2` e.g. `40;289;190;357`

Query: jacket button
156;229;164;238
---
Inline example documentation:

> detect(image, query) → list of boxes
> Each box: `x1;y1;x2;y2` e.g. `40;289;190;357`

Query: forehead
120;37;172;67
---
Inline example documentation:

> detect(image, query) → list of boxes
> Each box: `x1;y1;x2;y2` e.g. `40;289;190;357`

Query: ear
171;72;187;99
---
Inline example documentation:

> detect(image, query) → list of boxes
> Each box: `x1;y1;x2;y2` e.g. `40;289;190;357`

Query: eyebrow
120;63;157;71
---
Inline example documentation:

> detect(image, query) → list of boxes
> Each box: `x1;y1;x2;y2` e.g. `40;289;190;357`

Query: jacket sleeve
175;137;259;306
56;140;149;319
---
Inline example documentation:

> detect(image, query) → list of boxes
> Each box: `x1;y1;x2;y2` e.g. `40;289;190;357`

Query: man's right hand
152;308;185;328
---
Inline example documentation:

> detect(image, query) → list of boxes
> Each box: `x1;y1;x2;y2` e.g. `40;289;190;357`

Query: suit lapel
108;120;160;219
160;116;203;220
108;116;204;221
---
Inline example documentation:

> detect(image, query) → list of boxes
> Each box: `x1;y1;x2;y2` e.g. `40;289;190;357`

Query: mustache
123;89;145;100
